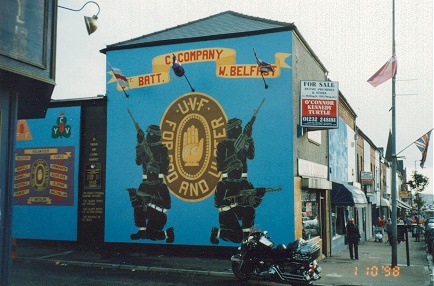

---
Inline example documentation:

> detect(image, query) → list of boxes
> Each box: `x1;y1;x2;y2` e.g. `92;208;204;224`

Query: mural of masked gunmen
127;161;174;243
216;117;254;179
210;159;265;244
135;124;169;181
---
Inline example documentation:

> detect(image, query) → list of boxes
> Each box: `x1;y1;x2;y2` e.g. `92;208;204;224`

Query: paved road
9;231;433;286
10;259;239;286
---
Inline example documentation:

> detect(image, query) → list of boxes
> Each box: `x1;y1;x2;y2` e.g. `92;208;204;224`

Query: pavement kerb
15;257;234;278
14;236;434;285
427;253;434;286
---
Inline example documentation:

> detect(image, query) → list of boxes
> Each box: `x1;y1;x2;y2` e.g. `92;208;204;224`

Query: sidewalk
13;233;433;286
317;233;432;286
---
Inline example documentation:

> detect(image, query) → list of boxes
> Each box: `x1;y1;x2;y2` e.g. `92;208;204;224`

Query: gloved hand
248;196;262;207
256;188;266;197
136;143;146;156
244;122;252;137
137;129;145;143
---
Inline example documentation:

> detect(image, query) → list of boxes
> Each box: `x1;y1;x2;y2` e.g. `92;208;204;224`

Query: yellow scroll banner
27;197;52;204
24;148;58;154
108;48;291;91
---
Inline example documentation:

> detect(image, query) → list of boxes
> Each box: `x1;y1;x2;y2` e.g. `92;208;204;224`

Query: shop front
330;182;367;254
380;197;391;219
297;163;332;257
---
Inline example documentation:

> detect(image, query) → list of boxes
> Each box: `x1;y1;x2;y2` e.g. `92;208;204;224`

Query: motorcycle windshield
259;236;274;247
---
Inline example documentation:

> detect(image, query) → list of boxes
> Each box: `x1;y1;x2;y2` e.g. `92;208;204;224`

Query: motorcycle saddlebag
291;242;321;262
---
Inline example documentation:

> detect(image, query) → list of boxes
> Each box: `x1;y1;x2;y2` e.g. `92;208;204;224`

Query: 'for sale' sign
300;80;339;128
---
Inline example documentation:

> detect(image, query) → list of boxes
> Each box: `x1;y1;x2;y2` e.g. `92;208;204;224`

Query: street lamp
58;1;100;35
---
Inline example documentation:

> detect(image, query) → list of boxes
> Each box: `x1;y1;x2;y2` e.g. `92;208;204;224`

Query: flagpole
391;0;398;267
260;74;269;89
172;54;195;92
184;74;195;92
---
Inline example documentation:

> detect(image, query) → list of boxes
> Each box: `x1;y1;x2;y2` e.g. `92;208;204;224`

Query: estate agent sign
300;80;339;129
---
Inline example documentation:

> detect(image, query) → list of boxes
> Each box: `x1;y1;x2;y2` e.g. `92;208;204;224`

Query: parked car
424;217;434;240
425;227;434;253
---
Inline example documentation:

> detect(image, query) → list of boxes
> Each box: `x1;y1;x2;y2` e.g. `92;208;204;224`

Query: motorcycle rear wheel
231;261;249;281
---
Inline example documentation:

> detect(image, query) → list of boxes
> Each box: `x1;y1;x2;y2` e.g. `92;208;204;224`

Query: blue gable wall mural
13;106;81;240
105;32;295;246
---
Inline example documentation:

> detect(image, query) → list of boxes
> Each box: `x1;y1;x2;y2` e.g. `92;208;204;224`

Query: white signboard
300;80;339;128
298;158;328;179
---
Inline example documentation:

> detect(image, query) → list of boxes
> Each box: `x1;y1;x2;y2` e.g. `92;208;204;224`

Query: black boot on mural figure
166;227;175;243
210;227;219;244
130;229;146;240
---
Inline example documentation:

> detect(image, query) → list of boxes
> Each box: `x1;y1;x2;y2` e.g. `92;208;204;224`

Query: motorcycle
231;230;322;285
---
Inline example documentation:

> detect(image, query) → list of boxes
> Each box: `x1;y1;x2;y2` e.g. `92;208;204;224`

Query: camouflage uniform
216;118;254;178
210;160;264;244
128;161;174;243
128;124;173;243
135;124;169;181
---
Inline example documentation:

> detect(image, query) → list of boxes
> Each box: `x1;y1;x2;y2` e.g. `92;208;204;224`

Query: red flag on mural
367;54;397;87
108;63;130;98
109;65;129;89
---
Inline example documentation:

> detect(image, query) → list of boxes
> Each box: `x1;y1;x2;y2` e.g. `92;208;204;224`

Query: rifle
127;108;154;161
233;98;265;154
225;186;282;200
127;108;141;133
136;192;159;202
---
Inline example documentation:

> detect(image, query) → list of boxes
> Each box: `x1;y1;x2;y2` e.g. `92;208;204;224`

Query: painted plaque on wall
14;146;75;206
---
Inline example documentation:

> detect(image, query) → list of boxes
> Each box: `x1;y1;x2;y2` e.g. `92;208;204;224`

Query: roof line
101;27;292;54
101;10;295;54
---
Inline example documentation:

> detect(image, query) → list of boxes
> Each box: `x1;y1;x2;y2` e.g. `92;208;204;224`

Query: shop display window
302;190;320;240
332;206;346;236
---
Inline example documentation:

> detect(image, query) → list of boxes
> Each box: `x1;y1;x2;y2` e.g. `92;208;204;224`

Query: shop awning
397;199;411;210
331;182;367;207
380;198;391;208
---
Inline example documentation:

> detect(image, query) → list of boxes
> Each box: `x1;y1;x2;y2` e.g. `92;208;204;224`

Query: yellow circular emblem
161;92;227;202
31;159;49;191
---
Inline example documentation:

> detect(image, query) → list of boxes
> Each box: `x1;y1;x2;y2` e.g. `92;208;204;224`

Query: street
9;232;432;286
10;260;247;286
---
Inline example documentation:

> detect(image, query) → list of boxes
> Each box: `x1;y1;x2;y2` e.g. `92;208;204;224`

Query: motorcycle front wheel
232;261;249;281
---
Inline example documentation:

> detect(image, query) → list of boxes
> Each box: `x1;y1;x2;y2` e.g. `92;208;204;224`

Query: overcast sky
55;0;433;194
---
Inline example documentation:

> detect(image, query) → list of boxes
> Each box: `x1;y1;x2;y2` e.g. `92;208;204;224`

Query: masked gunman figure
216;117;255;179
127;161;174;243
216;98;264;179
210;159;265;244
126;118;173;242
135;124;169;181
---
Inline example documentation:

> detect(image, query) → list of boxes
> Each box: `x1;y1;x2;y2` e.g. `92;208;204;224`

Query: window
332;206;346;236
302;190;320;240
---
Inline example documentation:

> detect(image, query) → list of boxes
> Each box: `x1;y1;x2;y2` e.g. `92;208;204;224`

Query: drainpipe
327;128;333;257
